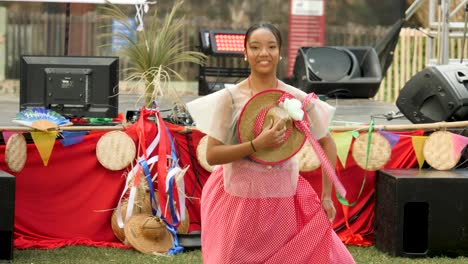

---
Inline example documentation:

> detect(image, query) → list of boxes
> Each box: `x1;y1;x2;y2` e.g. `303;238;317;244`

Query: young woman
187;22;355;264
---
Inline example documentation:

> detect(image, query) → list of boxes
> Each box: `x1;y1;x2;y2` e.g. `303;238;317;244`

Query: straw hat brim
196;135;214;172
352;132;392;171
237;89;306;164
111;196;153;243
124;214;174;254
5;133;27;173
96;131;136;171
423;131;460;170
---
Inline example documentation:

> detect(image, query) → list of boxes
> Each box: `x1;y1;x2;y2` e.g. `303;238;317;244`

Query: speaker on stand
292;46;382;98
396;64;468;123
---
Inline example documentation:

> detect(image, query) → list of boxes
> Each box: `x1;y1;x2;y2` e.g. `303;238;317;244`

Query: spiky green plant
99;1;206;107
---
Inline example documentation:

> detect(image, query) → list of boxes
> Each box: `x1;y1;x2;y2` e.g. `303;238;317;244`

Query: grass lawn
11;245;468;263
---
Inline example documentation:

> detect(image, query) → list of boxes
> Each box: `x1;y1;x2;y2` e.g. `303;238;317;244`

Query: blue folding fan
13;108;73;131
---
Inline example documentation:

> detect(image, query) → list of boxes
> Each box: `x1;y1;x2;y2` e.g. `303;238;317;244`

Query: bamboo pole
331;120;468;132
0;125;127;131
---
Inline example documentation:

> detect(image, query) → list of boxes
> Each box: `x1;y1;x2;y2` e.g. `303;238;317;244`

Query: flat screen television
20;55;119;118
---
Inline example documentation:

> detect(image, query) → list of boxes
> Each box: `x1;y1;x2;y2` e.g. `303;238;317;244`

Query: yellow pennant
411;136;427;169
30;131;58;166
331;131;354;168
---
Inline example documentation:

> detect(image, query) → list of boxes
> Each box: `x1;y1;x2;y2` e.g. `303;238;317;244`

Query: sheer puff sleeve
186;88;236;144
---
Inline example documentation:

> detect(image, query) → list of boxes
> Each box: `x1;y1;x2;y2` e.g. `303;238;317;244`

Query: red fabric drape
301;130;424;245
0;123;422;249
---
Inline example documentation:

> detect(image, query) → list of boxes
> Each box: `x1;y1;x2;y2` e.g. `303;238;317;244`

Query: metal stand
405;0;468;66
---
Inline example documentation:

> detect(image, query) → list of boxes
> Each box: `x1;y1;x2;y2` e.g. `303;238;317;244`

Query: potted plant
99;0;206;108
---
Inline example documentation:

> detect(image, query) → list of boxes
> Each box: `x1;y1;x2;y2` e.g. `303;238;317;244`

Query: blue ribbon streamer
161;216;184;255
167;176;180;227
139;160;159;217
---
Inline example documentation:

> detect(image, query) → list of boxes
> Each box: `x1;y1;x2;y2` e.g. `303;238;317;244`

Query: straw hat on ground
237;89;306;164
423;131;461;170
124;214;174;254
5;133;27;173
96;131;136;171
352;132;392;171
111;196;153;243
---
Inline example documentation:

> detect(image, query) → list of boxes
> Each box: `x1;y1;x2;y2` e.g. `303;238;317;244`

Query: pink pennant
2;131;18;144
379;130;401;148
451;133;468;159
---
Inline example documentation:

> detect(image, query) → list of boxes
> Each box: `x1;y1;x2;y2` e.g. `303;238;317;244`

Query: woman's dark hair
244;23;282;49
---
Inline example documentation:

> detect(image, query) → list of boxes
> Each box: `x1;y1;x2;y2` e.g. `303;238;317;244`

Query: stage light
197;29;249;95
199;29;245;57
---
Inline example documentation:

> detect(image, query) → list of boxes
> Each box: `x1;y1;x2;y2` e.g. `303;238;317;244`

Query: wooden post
0;7;6;82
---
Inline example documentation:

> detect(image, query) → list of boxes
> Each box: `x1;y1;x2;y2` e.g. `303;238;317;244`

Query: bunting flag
30;131;58;166
379;130;401;148
411;136;428;169
2;131;17;144
331;131;354;168
60;131;88;147
451;133;468;159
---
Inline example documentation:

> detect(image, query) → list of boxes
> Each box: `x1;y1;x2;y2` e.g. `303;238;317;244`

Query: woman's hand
252;119;287;150
321;199;336;223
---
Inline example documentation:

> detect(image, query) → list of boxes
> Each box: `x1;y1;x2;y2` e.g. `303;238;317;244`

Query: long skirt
200;167;356;264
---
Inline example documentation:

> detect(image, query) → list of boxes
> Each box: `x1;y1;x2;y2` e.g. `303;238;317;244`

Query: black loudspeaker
0;170;15;261
375;169;468;257
396;64;468;123
292;46;382;98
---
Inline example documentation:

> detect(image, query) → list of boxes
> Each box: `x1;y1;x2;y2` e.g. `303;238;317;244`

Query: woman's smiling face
245;28;280;75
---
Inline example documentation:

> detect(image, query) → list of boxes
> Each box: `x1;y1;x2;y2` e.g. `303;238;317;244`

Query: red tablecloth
0;120;422;249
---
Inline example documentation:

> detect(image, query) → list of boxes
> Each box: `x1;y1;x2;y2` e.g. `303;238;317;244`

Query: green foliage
99;0;206;106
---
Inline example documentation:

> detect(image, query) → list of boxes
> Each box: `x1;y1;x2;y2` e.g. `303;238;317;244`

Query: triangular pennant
60;131;87;147
451;133;468;158
379;130;401;148
332;131;354;168
2;131;17;144
30;131;58;166
411;136;427;169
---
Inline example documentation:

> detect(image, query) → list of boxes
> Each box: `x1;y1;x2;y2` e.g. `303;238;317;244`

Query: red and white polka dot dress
201;166;356;264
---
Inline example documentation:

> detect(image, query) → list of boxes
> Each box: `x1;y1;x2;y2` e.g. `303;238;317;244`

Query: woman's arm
318;133;337;222
206;119;287;165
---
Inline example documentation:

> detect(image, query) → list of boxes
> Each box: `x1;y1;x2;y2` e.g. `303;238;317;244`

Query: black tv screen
20;55;119;118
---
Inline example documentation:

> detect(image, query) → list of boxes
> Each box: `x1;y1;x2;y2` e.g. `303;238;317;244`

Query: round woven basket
352;132;392;171
296;141;321;172
423;131;461;170
96;131;136;171
5;133;27;173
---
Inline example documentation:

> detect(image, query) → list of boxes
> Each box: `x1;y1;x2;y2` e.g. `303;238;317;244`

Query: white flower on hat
280;98;304;121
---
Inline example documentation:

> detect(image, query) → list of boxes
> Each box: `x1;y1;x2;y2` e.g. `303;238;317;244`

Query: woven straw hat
237;89;306;164
296;141;321;172
111;196;153;243
196;135;214;172
124;214;174;254
96;131;136;171
352;132;392;171
423;131;460;170
5;133;27;173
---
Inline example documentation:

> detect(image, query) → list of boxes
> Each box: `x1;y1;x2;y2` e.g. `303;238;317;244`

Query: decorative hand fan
13;108;73;131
